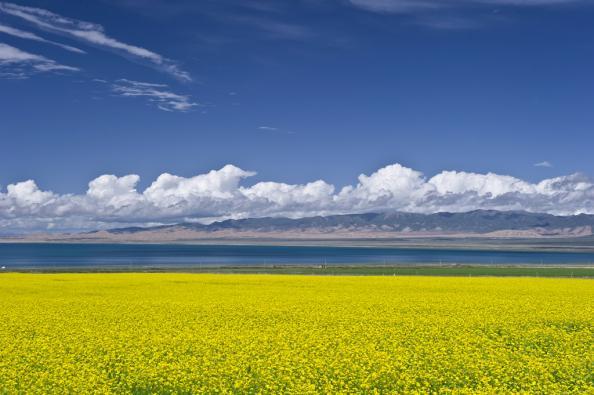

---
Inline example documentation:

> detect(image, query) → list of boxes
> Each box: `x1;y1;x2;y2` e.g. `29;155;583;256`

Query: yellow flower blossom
0;273;592;394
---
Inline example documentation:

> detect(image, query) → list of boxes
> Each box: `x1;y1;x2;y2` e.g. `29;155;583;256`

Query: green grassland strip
3;264;594;277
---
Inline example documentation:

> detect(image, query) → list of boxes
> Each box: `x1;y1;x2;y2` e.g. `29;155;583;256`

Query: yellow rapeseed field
0;273;592;394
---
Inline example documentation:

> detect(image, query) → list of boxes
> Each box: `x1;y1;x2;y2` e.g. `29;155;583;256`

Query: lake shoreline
3;263;594;278
2;237;594;253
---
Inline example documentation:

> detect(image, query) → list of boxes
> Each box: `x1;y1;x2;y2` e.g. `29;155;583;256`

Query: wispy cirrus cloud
0;2;191;81
0;42;78;78
534;161;553;168
110;79;198;112
348;0;588;14
258;126;295;134
348;0;442;13
233;15;316;40
414;14;483;29
0;23;84;53
345;0;590;30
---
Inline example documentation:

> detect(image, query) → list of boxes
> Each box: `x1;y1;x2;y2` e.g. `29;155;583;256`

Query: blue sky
1;0;594;230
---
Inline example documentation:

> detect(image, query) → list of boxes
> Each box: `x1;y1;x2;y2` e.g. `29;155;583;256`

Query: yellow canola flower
0;273;592;394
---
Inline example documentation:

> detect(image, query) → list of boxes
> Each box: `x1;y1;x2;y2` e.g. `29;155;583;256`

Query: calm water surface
1;243;594;268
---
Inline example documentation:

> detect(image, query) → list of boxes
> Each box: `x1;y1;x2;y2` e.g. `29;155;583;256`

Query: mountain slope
104;210;594;237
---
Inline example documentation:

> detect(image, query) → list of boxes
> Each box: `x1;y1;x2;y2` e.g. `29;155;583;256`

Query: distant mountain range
8;210;594;243
81;210;594;239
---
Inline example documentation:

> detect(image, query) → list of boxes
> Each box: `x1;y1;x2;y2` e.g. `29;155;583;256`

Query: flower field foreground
0;274;592;393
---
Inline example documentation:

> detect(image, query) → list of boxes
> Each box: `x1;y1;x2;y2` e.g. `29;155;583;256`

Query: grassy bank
5;264;594;277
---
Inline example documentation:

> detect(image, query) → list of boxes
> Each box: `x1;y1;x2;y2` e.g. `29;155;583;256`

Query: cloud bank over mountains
1;163;593;232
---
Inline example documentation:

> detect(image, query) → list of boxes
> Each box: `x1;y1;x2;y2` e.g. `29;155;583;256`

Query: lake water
1;243;594;268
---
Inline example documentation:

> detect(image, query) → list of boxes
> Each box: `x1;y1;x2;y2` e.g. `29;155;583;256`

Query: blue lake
1;243;594;268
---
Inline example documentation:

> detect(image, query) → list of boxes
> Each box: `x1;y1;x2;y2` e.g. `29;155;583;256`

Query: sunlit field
0;274;592;393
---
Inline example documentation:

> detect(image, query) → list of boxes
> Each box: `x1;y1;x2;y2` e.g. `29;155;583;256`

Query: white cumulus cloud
1;163;593;232
428;171;536;197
